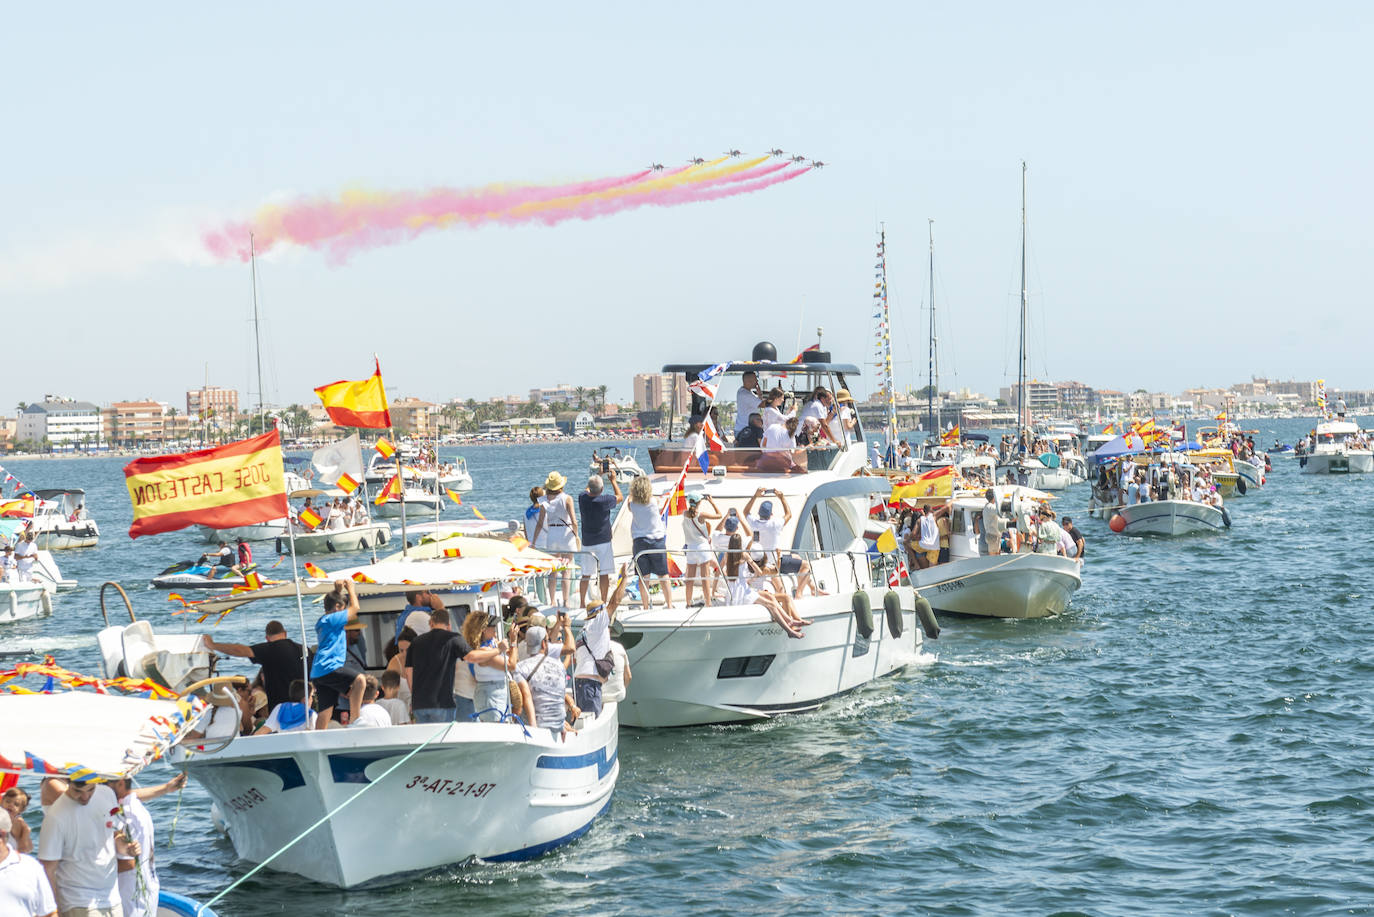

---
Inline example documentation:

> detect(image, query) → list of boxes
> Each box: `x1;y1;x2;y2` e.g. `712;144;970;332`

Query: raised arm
743;487;763;519
134;772;187;802
774;490;793;525
609;469;622;500
202;636;255;659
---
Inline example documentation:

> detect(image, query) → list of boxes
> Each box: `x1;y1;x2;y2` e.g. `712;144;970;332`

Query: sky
3;3;1372;413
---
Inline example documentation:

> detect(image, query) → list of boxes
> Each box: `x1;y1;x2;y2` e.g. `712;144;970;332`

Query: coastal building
633;373;689;415
17;397;103;449
1096;390;1127;414
186;386;239;424
106;401;168;447
554;411;596;435
389;397;435;437
480;417;559;436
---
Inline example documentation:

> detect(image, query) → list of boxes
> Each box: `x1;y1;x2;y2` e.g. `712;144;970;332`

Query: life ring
883;590;904;637
851;591;874;639
914;594;940;640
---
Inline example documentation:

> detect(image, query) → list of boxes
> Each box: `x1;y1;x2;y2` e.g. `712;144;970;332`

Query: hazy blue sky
3;3;1371;412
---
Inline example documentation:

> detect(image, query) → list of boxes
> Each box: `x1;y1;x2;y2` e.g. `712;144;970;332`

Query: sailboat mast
1017;162;1028;450
928;218;937;436
250;234;266;433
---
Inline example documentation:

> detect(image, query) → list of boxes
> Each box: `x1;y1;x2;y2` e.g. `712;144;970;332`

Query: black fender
1221;507;1232;528
1236;477;1247;496
852;591;874;639
883;590;904;638
357;538;369;550
326;540;337;553
915;593;940;640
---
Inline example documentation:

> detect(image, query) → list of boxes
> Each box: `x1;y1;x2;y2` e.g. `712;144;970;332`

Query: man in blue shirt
578;468;622;609
310;578;365;729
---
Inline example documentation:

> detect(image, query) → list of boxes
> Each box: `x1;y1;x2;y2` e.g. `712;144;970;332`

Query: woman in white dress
532;471;579;608
681;493;722;607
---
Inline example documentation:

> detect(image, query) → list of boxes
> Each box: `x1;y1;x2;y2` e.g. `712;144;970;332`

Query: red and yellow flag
352;571;376;584
336;473;360;495
303;562;326;578
510;534;530;551
244;571;263;590
314;359;391;429
472;507;486;520
123;431;289;539
0;494;34;518
939;426;960;445
1101;423;1115;435
373;474;401;506
374;438;396;459
299;507;322;529
890;465;955;502
442;547;462;558
445;488;463;505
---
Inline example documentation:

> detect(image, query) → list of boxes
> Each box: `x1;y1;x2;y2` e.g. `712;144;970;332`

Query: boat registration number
226;787;268;813
935;579;966;594
404;775;498;797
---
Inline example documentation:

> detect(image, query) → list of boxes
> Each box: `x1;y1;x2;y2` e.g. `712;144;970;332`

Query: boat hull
1232;459;1264;490
275;523;391;555
0;583;52;624
195;521;286;543
1300;451;1374;474
31;520;100;550
914;553;1081;619
616;587;921;728
176;711;619;888
1117;500;1228;536
374;497;442;518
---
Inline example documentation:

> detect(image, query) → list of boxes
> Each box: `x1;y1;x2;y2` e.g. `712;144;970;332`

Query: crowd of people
290;494;374;532
1094;460;1226;509
0;530;39;584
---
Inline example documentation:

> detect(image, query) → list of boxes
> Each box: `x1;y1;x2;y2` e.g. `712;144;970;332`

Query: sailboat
995;164;1082;492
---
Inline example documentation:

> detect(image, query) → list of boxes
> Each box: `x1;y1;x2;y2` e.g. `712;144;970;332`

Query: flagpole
355;436;378;563
374;353;407;558
276;421;312;693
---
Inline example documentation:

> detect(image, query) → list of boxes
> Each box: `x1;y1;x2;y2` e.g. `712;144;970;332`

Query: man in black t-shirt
404;607;474;723
204;620;307;709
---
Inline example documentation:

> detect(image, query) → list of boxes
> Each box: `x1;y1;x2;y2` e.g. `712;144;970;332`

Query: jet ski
149;561;277;591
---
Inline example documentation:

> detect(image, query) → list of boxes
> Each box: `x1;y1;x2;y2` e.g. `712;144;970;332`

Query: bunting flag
351;571;376;584
445;488;463;505
442;547;462;558
314;359;392;429
688;377;718;401
373;474;401;506
939;425;961;445
299;507;322;529
510;534;530;551
703;413;725;453
693;428;711;474
0;494;34;518
336;472;360;495
374;438;396;459
303;562;326;578
1101;423;1115;435
244;571;263;590
472;507;486;520
123;431;289;539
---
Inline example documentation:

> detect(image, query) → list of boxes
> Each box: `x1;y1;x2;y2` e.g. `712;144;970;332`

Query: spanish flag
442;547;462;558
299;507;322;529
472;507;486;520
0;493;34;518
940;425;960;445
374;438;396;459
445;488;463;505
890;465;954;502
352;571;376;584
303;562;326;578
373;474;401;506
336;473;360;495
244;571;263;590
314;359;392;429
123;431;289;539
1101;423;1115;435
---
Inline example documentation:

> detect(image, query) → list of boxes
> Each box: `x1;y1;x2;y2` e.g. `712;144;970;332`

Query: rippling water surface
5;420;1372;916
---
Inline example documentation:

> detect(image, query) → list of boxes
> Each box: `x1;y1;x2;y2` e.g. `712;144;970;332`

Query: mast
927;218;937;437
250;234;266;434
1017;162;1028;452
875;227;896;464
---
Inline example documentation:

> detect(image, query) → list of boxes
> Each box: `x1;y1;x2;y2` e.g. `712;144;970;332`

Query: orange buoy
1109;513;1127;533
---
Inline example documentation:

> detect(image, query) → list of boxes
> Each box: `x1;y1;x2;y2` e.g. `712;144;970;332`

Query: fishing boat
912;484;1081;619
1300;419;1373;474
607;346;933;729
1115;497;1228;536
28;489;100;549
0;657;220;915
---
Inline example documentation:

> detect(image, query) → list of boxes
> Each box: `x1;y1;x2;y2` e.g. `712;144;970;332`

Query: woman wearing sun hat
532;470;579;608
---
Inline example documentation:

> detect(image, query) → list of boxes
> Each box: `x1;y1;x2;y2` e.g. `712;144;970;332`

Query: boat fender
1109;514;1126;533
378;530;388;545
914;594;940;640
1236;477;1247;496
1221;507;1232;528
851;591;874;639
326;540;336;553
883;590;904;638
275;537;283;554
357;538;368;550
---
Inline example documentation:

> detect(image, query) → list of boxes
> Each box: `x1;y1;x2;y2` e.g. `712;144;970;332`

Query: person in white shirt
377;670;410;725
13;534;38;584
109;773;186;917
0;808;56;917
38;780;128;917
762;418;798;453
255;680;314;734
572;573;626;718
603;640;632;704
743;488;816;598
681;415;705;454
832;389;858;444
350;677;393;727
733;371;762;437
760;388;794;429
0;545;14;583
980;490;1006;556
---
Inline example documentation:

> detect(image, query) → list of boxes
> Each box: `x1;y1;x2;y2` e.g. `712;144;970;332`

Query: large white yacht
608;347;932;729
1300;419;1373;474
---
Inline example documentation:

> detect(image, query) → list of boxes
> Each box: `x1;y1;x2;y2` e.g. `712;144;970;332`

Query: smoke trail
202;154;815;264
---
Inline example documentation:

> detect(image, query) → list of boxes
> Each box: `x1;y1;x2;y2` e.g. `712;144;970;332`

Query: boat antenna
1017;162;1028;454
250;233;266;434
928;218;937;437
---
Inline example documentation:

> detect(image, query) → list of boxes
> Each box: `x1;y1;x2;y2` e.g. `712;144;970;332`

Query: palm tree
596;385;608;414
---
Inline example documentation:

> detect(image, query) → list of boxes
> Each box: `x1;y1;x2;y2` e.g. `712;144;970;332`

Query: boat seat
121;621;158;680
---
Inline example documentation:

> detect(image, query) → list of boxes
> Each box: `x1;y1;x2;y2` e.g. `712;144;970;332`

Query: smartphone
601;460;611;473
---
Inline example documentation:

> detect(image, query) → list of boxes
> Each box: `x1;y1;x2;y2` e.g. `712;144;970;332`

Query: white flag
312;434;363;487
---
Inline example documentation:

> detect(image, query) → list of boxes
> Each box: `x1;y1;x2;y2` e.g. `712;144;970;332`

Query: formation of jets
676;151;826;168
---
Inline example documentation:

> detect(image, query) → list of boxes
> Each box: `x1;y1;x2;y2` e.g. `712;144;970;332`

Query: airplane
687;156;706;164
647;163;665;171
789;154;807;163
810;160;826;169
768;148;786;157
724;149;742;157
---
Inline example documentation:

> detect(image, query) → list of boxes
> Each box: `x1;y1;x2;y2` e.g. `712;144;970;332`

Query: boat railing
647;445;837;475
620;544;897;595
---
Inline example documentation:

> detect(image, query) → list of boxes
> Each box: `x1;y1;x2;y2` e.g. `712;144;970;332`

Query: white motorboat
1115;499;1229;536
1300;419;1373;474
364;444;421;484
608;349;934;729
912;485;1081;619
1232;456;1265;491
275;521;391;555
173;709;618;887
996;455;1082;491
590;447;648;483
29;488;100;549
373;486;442;518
